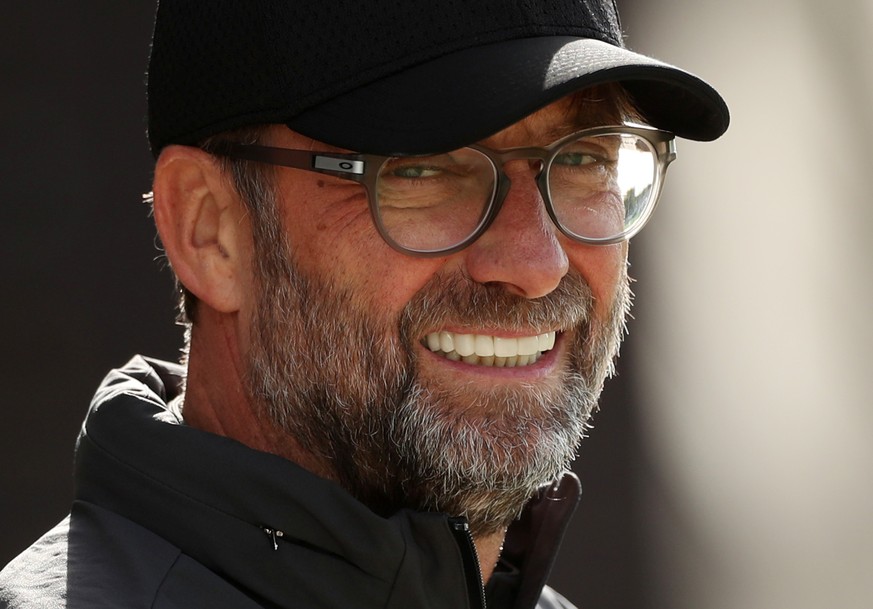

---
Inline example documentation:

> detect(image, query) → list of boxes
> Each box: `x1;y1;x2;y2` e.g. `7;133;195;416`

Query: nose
463;160;569;298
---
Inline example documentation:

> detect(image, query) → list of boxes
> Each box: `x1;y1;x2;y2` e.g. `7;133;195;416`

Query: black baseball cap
147;0;729;156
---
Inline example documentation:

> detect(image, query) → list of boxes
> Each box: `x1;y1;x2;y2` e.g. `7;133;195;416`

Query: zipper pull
262;526;285;551
448;517;487;609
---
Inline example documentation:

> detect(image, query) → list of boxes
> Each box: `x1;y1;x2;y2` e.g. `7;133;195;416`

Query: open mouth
423;330;557;367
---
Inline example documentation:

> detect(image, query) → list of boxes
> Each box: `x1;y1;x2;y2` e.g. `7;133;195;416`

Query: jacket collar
75;356;579;609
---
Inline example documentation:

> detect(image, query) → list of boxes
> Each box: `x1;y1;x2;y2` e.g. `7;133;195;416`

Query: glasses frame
206;124;677;257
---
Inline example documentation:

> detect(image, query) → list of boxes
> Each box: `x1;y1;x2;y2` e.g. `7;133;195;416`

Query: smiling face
240;92;632;535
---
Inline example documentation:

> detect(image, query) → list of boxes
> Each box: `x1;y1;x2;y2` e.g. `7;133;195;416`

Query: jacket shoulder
0;517;70;609
537;585;579;609
0;502;266;609
0;502;181;608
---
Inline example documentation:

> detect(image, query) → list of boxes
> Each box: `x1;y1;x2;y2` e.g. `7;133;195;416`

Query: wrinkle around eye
389;165;443;179
289;182;370;235
311;201;373;240
317;180;368;204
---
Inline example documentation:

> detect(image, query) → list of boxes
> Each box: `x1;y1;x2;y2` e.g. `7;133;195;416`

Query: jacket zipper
262;526;285;551
448;517;487;609
265;520;486;607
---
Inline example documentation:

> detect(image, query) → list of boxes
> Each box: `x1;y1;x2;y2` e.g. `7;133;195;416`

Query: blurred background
1;2;870;608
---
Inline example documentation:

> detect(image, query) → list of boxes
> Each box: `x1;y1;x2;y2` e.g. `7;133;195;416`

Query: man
0;1;727;607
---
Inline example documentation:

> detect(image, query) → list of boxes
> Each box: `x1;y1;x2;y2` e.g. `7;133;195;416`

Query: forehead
480;86;629;148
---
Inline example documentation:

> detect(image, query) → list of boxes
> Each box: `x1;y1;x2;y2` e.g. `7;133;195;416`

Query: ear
152;145;252;314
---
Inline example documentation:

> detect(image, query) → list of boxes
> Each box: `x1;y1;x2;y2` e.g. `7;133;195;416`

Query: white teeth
493;336;517;358
427;333;441;351
474;335;495;357
453;333;475;357
517;336;539;356
423;330;557;367
538;332;555;351
439;331;454;353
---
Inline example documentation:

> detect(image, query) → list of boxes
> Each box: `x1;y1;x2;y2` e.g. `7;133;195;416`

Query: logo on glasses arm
314;155;365;175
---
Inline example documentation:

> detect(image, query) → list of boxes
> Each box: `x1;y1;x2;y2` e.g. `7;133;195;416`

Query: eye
553;151;602;166
390;164;442;179
553;134;620;169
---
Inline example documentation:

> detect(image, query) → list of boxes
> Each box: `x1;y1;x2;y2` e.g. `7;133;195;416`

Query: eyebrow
530;116;617;144
519;99;624;144
540;121;589;141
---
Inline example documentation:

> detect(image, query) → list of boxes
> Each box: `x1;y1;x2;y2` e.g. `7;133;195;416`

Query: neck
476;529;507;582
181;309;317;468
181;309;509;581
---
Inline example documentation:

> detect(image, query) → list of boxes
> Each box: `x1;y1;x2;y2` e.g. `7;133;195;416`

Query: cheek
338;246;450;314
567;241;628;311
275;179;448;313
281;186;369;253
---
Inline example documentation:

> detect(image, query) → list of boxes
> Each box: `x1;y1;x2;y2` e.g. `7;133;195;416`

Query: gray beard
245;233;630;537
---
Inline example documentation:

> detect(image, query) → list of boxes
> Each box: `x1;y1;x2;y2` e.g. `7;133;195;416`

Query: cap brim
286;37;729;155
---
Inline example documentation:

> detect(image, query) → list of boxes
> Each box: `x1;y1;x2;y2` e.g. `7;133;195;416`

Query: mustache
399;269;594;344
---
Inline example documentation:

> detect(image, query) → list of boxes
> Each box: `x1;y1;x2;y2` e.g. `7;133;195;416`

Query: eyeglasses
207;125;676;257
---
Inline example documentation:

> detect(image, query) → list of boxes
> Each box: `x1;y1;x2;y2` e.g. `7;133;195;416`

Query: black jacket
0;357;580;608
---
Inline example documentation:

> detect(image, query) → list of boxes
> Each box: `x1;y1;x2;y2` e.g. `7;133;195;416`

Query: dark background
0;3;655;607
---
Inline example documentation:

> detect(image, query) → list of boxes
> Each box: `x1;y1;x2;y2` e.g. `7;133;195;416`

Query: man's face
242;94;631;535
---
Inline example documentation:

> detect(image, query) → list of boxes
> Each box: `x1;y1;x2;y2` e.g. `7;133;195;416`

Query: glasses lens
548;133;658;241
374;149;496;253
